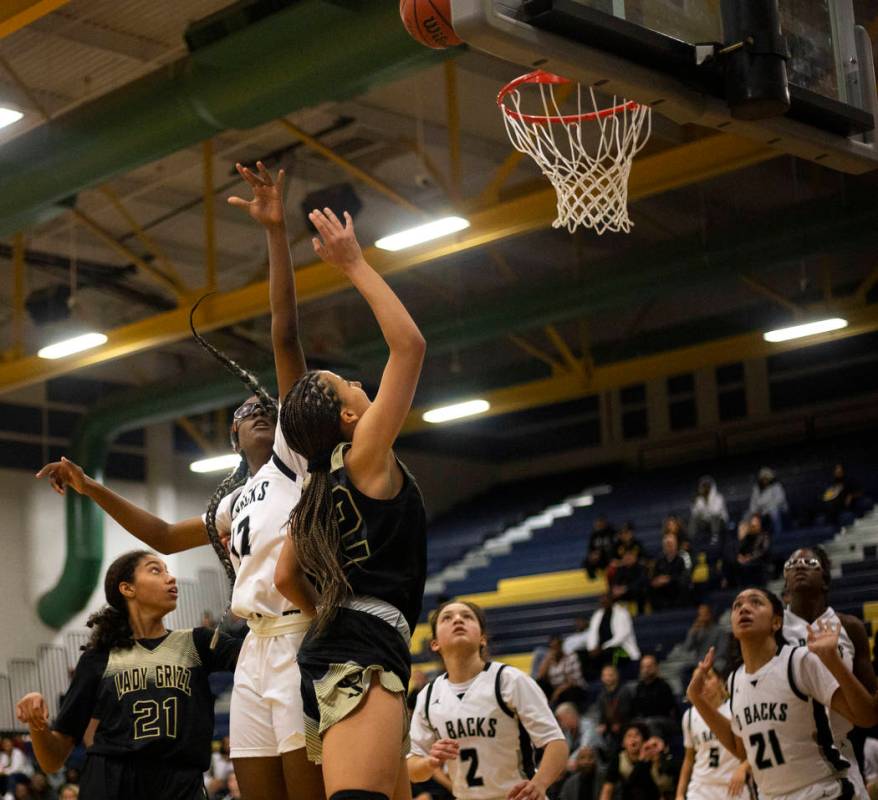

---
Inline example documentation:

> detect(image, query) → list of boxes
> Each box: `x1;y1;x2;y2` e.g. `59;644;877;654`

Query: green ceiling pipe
0;1;448;237
37;366;276;628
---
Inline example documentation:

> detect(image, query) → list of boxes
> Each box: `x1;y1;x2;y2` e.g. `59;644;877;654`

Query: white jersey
409;662;564;800
729;644;852;800
683;701;742;793
212;419;307;618
784;607;868;799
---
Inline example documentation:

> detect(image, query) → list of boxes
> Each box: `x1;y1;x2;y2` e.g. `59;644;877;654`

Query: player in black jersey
273;207;427;800
15;550;241;800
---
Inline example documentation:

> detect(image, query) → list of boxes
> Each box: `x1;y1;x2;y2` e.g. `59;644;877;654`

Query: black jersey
327;443;427;631
53;628;240;772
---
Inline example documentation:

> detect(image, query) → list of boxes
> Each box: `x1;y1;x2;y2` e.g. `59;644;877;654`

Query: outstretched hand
807;619;842;665
308;207;364;272
36;457;88;496
16;692;49;731
228;161;286;229
427;738;460;769
686;646;715;705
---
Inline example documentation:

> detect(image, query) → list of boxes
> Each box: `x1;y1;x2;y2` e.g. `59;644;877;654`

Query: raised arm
686;648;746;761
228;162;306;398
36;457;207;554
308;209;425;487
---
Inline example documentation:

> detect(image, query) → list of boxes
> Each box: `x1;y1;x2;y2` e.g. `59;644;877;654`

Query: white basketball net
499;72;652;235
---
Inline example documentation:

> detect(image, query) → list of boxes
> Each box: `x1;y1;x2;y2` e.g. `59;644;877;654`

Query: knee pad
330;791;389;800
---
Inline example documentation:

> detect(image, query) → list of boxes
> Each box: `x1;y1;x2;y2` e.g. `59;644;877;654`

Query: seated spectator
560;745;601;800
599;724;676;800
0;739;32;795
629;655;678;741
555;702;600;760
679;603;728;679
11;781;32;800
608;525;648;614
216;771;240;800
583;515;617;580
57;788;77;800
204;737;233;798
863;736;878;800
596;665;633;750
662;516;691;570
648;531;691;611
821;463;864;525
747;466;788;533
562;616;591;657
537;635;589;708
688;476;728;555
724;513;770;588
581;595;641;678
26;775;53;800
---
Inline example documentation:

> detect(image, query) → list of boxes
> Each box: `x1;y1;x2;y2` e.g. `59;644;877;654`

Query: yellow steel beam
507;334;565;372
403;303;878;434
0;0;68;39
739;273;802;315
544;324;582;372
72;208;187;299
203;140;217;291
444;61;462;203
99;185;189;297
0;134;777;394
278;118;423;215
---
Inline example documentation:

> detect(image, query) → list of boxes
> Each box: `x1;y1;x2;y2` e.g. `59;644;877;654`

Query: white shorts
686;782;734;800
229;615;311;759
837;739;869;800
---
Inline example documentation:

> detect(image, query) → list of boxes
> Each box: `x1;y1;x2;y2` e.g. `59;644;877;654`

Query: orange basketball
400;0;462;49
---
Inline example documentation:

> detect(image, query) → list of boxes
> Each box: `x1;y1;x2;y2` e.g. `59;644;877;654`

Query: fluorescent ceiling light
0;107;23;130
375;216;470;251
423;399;490;424
190;454;243;474
763;318;848;343
38;332;107;359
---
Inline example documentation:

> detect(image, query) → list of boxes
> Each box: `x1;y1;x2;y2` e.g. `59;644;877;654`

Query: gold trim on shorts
305;662;409;764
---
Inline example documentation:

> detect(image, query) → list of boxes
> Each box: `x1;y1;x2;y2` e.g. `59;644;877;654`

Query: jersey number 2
133;697;179;740
230;516;251;559
749;730;785;769
460;748;484;787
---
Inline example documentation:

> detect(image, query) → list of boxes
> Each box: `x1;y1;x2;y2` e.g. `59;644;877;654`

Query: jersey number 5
749;730;785;769
460;748;485;787
708;746;720;768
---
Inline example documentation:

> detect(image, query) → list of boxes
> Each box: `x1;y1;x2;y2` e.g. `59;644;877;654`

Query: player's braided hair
84;550;153;651
279;370;348;633
189;296;276;589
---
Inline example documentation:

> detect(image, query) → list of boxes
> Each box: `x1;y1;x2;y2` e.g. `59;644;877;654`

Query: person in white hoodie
747;467;788;534
688;476;728;556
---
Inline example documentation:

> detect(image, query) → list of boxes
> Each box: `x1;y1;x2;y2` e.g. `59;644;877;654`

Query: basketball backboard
451;0;878;173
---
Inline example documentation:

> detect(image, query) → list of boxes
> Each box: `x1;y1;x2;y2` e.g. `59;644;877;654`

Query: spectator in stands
555;702;600;759
562;616;591;657
27;774;53;800
205;737;233;798
662;516;691;570
216;771;241;800
0;739;31;793
57;788;77;800
12;782;32;800
559;745;601;800
649;531;691;611
201;610;217;629
726;514;771;587
581;594;641;678
747;466;788;533
599;723;676;800
821;463;864;525
583;515;617;580
596;665;633;749
629;655;678;741
537;636;589;707
60;772;77;789
679;604;728;679
688;476;728;554
608;525;648;614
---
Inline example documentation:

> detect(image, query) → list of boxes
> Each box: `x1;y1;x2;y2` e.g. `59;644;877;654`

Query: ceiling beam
0;134;776;395
401;303;878;434
0;0;68;39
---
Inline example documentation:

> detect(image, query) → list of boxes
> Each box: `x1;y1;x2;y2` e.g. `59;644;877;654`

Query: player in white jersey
408;601;568;800
687;587;878;800
676;666;750;800
782;547;878;800
36;163;323;800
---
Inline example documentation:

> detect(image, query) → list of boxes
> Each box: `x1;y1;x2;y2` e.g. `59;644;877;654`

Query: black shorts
80;754;206;800
297;607;412;762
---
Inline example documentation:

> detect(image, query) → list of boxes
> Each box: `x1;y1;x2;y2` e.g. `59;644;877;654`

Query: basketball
400;0;462;49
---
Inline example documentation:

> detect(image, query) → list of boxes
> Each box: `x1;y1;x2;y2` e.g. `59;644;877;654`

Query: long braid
189;295;276;643
280;370;349;633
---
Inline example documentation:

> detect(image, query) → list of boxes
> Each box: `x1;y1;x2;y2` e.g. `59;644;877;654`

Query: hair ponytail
84;550;152;652
279;370;348;633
